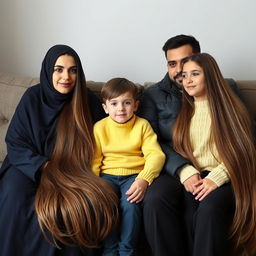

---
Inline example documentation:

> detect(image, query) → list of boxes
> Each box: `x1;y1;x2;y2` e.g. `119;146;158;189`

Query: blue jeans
101;174;142;256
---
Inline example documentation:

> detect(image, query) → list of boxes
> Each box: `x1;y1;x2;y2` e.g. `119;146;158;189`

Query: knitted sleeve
136;120;166;184
205;163;230;187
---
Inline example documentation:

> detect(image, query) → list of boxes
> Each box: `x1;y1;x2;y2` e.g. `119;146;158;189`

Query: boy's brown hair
101;77;139;103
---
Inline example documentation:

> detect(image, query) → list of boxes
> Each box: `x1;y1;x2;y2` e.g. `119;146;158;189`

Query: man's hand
126;178;149;203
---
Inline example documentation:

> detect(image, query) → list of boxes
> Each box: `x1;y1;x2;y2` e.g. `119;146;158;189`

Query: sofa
1;72;256;168
0;72;256;255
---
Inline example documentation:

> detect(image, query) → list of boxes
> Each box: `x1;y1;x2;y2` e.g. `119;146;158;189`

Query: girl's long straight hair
35;69;118;248
172;53;256;255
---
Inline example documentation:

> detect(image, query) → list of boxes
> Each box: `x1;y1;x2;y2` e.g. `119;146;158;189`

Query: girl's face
52;54;77;94
103;92;139;124
182;60;207;101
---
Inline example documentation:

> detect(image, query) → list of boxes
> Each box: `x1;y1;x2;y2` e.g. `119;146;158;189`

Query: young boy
92;77;165;256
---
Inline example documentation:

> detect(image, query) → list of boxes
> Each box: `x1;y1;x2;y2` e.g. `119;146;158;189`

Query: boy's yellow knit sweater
179;100;230;187
92;115;165;185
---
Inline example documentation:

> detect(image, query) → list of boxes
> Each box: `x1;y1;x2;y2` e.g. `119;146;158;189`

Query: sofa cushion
0;73;39;165
1;74;255;167
87;80;105;98
237;80;256;120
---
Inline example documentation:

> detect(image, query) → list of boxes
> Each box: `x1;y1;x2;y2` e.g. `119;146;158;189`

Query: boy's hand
126;178;149;203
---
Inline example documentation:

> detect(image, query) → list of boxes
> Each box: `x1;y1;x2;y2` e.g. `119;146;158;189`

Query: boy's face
103;92;139;124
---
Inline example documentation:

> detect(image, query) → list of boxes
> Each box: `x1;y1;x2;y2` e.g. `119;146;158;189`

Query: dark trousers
101;174;142;256
183;182;235;256
142;174;187;256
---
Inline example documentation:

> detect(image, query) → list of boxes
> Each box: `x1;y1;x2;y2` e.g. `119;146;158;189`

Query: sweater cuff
178;164;200;184
206;168;230;187
136;172;156;185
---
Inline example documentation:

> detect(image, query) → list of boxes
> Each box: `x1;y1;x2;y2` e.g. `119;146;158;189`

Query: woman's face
182;60;207;101
52;54;77;94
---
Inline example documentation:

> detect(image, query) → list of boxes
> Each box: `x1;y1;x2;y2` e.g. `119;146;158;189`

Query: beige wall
0;0;256;84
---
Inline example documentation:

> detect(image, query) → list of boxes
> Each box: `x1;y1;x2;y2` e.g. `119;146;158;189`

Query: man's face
166;44;194;84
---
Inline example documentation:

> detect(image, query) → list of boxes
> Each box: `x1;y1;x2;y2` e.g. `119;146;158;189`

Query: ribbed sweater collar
106;115;136;128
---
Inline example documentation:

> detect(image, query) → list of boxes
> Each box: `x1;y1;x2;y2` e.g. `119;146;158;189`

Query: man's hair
101;77;139;103
162;34;201;57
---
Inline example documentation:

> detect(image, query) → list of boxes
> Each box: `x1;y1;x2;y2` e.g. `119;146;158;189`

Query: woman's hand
126;178;149;203
183;174;202;193
193;178;218;201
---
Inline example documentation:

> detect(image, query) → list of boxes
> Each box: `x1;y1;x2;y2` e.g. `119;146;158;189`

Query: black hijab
39;44;82;110
1;45;89;181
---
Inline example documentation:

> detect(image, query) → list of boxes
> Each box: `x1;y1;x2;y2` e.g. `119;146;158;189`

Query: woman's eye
70;68;77;74
192;72;200;76
125;101;131;105
54;68;63;73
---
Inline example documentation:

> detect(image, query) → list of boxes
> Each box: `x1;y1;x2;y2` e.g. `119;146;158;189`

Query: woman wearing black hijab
0;45;118;255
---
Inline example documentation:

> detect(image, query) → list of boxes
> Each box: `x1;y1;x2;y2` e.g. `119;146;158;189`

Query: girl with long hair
0;45;118;255
172;53;256;256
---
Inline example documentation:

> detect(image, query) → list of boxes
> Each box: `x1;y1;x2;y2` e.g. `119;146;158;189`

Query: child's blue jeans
101;174;142;256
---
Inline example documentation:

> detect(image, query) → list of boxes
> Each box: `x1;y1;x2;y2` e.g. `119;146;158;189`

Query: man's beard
173;72;183;89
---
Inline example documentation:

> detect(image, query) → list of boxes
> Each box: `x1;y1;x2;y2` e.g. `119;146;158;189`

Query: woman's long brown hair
35;65;118;249
172;53;256;255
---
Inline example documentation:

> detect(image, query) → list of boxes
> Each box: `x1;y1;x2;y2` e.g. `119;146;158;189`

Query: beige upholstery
237;80;256;121
0;72;256;167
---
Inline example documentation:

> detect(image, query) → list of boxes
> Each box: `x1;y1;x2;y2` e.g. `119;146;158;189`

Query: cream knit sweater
179;100;230;187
